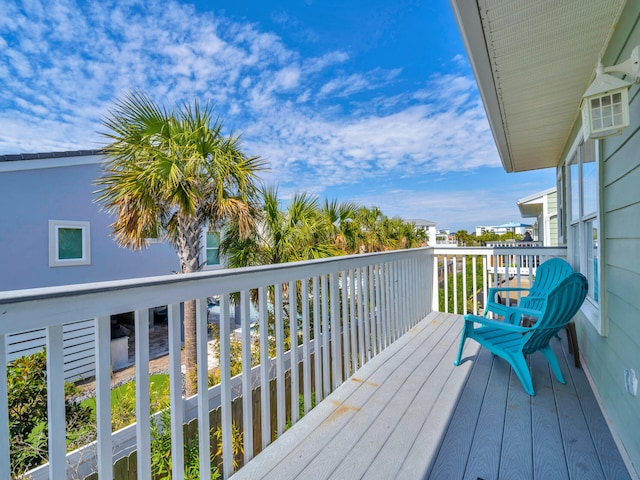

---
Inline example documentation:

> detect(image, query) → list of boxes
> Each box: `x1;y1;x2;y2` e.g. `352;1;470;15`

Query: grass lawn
81;374;170;416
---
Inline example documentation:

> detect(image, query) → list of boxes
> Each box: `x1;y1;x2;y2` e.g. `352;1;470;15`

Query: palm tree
319;199;359;254
96;91;265;395
221;186;339;267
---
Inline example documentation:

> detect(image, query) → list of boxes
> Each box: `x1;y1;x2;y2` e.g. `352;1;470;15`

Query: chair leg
510;354;535;396
541;346;566;384
454;324;468;366
566;322;581;368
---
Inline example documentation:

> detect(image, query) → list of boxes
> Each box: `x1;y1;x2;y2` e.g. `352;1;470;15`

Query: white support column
219;295;233;480
168;303;185;479
275;284;286;434
289;280;299;425
444;256;449;313
301;277;312;415
462;255;467;316
196;297;212;479
0;334;8;480
135;308;152;480
95;316;113;479
46;324;65;480
258;286;270;449
432;254;440;312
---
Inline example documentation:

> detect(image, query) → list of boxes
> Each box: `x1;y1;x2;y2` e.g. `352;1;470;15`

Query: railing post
341;270;350;379
274;284;286;435
240;289;254;464
330;272;341;390
46;325;66;479
289;280;299;425
301;277;312;415
196;297;212;479
321;275;330;398
258;286;270;450
95;315;113;479
135;308;152;480
349;269;357;373
0;334;9;480
312;276;323;404
219;295;233;480
168;304;185;480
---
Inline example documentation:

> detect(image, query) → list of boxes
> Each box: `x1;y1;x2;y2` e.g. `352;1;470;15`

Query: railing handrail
0;248;430;335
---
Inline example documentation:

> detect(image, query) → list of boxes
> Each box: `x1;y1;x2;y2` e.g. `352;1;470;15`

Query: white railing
431;246;567;316
0;248;432;480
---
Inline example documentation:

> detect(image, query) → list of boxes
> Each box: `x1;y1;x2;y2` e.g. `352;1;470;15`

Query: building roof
405;219;436;227
0;149;103;162
450;0;627;173
517;187;557;218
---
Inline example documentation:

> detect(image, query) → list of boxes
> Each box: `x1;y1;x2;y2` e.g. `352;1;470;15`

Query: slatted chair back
521;272;588;355
520;257;575;311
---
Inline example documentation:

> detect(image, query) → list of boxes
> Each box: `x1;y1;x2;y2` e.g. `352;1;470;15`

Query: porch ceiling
451;0;627;173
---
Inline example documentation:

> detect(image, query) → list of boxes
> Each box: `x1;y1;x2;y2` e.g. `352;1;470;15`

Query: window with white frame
566;138;601;331
205;229;221;267
49;220;91;267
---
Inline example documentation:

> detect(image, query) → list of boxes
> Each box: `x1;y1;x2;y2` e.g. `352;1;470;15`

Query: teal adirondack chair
454;272;588;395
485;257;574;325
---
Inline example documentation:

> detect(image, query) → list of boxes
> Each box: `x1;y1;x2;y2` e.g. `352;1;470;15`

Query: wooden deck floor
233;311;631;480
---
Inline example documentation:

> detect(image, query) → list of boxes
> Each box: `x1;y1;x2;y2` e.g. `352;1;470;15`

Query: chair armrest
464;314;532;333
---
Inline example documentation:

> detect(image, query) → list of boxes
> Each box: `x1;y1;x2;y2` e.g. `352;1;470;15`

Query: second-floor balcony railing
0;245;566;479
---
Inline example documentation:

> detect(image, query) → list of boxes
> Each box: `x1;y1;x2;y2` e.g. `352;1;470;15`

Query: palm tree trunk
178;213;204;397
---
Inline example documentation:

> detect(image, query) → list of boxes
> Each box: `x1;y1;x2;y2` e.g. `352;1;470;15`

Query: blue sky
0;0;555;232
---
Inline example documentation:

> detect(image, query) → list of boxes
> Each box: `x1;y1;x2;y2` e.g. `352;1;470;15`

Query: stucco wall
0;156;180;291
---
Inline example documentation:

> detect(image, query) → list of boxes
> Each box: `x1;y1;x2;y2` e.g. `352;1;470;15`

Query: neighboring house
405;218;437;245
452;0;640;473
474;222;532;237
517;187;558;246
0;150;223;379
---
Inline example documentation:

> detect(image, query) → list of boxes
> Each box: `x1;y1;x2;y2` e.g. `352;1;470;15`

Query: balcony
0;246;631;479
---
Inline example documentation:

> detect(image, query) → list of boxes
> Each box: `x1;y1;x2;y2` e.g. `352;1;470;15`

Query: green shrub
7;350;95;477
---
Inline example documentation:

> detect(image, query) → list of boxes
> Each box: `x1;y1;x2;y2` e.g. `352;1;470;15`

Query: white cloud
0;0;501;221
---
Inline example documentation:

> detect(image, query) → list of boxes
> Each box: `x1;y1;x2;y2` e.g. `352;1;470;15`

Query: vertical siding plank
168;303;185;479
135;308;152;480
219;294;233;479
46;325;66;479
196;297;212;479
258;286;270;450
95;316;113;479
240;290;254;463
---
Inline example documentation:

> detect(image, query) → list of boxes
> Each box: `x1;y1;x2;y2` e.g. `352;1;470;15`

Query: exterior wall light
581;46;640;140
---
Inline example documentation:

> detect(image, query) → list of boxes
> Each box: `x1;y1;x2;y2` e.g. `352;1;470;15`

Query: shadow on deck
233;312;630;480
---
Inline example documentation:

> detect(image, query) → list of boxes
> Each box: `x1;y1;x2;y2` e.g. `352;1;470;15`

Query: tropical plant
96;91;265;395
7;351;95;477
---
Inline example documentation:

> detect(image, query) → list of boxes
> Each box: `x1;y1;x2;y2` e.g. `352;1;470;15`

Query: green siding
571;1;640;475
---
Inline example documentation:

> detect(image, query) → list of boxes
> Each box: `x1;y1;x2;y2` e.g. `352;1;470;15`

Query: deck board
231;312;631;480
